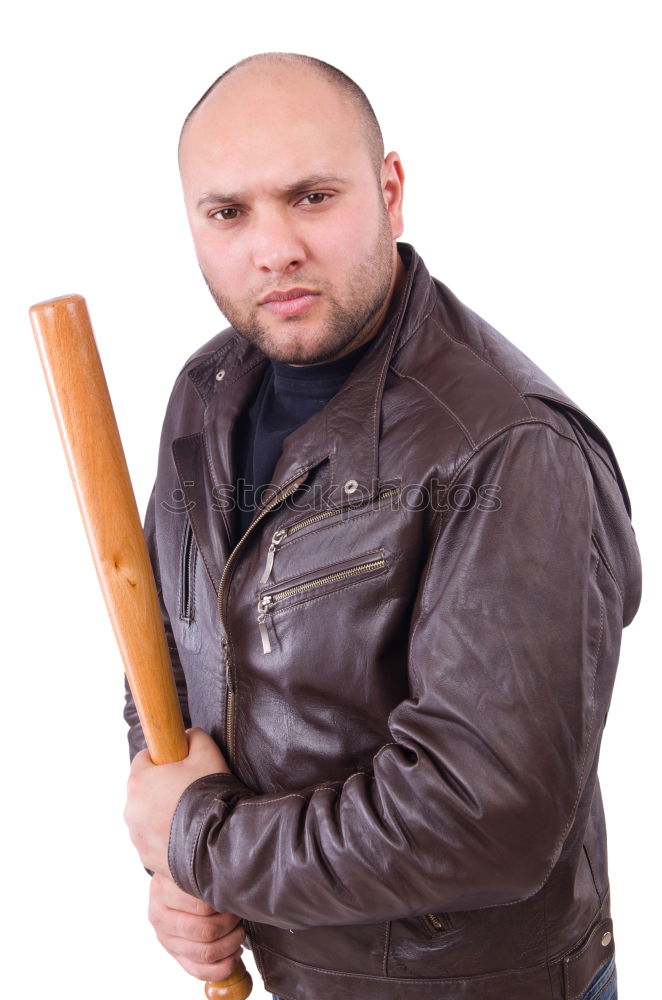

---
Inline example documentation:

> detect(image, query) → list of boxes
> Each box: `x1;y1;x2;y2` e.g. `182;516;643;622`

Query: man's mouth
259;288;321;317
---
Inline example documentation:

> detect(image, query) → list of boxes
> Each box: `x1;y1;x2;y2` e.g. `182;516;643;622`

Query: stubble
202;213;395;365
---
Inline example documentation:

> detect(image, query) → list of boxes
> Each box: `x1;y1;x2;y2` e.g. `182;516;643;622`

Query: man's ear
381;152;405;239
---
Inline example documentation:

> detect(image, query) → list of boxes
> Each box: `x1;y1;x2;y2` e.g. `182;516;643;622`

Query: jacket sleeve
123;486;192;762
168;422;627;928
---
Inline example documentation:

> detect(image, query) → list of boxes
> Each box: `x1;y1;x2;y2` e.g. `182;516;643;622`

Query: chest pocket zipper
259;487;399;586
257;552;387;654
179;520;197;622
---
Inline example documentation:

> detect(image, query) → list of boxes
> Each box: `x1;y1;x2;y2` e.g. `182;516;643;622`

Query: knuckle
175;915;193;939
180;952;238;982
148;902;164;930
148;890;161;917
198;943;217;966
197;920;218;944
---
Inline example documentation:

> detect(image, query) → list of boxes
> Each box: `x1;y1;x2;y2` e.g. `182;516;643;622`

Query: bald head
179;53;385;175
176;52;405;365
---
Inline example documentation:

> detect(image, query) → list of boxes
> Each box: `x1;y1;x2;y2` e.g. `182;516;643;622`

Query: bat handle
205;963;253;999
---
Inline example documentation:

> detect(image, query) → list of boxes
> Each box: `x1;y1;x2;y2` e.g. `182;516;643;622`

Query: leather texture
125;244;641;999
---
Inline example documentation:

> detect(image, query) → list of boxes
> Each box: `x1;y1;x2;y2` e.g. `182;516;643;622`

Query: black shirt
234;340;371;540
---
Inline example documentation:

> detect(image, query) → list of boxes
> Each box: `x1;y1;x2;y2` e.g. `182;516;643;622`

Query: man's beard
202;214;395;365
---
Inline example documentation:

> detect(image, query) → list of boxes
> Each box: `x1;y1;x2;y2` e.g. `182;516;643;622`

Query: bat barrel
30;294;189;764
30;295;253;999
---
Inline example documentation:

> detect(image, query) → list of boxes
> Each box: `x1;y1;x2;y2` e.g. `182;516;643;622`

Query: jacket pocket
563;917;615;1000
257;547;389;654
259;486;399;585
179;520;197;622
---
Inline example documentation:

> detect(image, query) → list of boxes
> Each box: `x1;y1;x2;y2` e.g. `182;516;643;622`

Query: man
124;53;640;1000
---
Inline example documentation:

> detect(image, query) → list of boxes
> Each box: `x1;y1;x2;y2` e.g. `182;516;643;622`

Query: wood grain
31;294;188;764
30;294;252;1000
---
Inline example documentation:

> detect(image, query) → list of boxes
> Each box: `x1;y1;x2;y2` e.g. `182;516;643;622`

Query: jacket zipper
179;521;196;621
425;913;446;932
259;487;398;586
217;471;309;765
257;555;386;654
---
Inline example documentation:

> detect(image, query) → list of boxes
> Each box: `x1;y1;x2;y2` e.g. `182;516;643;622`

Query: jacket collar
171;245;436;589
191;243;435;507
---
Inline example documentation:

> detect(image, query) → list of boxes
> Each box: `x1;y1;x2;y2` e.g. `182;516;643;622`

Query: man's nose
250;209;306;273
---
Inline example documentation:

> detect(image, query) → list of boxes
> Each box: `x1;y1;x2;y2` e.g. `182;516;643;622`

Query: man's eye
301;193;329;206
213;208;240;221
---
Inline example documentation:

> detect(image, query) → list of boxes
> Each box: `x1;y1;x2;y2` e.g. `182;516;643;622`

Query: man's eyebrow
196;175;349;209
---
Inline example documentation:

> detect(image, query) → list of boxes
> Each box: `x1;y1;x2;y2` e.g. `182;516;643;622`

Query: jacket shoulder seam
449;418;584;491
429;313;534;417
400;419;585;637
389;362;477;448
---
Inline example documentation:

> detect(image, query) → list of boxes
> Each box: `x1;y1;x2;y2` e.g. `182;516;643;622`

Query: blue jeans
273;959;617;1000
579;956;618;999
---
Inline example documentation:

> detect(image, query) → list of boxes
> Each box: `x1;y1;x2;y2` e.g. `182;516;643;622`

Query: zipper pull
257;595;274;654
259;528;287;585
221;635;234;691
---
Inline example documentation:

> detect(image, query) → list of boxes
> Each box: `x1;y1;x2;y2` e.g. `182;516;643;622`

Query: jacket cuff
168;772;250;897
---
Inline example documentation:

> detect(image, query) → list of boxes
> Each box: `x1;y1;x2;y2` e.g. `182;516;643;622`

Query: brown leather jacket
125;244;641;999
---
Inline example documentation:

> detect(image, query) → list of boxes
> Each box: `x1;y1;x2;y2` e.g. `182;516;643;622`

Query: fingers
152;872;219;916
149;874;246;981
174;945;244;982
150;896;243;942
158;931;246;980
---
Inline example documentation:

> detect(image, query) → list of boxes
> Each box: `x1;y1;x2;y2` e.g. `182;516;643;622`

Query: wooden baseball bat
30;294;252;1000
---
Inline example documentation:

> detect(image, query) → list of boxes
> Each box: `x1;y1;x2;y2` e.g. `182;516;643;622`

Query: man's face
179;65;404;364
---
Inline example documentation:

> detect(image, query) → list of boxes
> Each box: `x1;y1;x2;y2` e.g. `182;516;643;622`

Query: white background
2;1;659;997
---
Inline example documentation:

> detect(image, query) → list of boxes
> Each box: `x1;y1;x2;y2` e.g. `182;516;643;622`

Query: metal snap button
344;479;359;495
601;931;612;947
215;369;225;381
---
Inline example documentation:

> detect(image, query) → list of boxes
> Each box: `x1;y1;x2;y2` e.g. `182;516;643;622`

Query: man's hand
149;873;245;981
125;727;229;876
